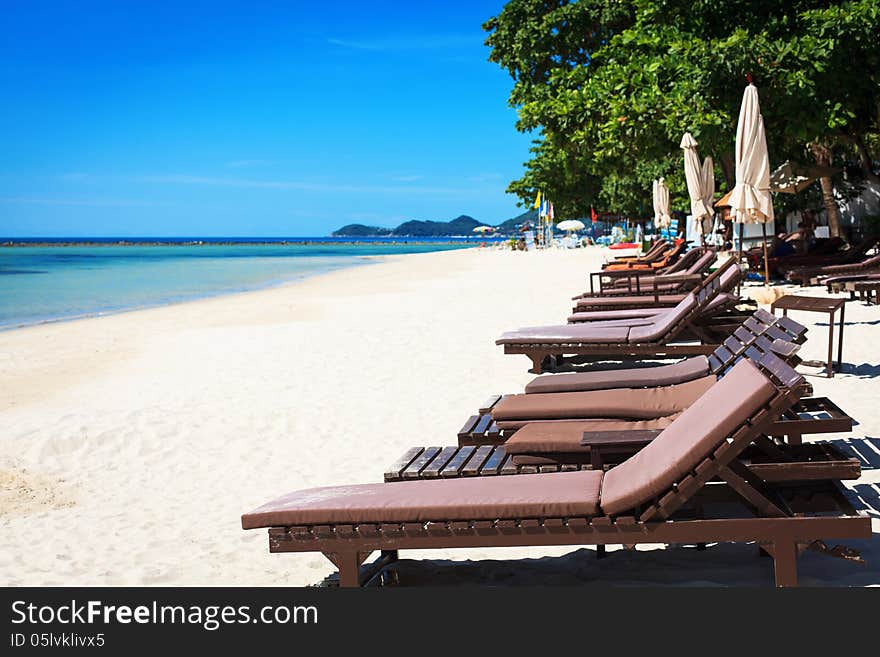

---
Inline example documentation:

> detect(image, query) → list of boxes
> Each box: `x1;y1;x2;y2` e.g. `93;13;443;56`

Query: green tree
485;0;880;235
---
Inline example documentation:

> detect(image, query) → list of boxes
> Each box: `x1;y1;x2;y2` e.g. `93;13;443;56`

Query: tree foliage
484;0;880;222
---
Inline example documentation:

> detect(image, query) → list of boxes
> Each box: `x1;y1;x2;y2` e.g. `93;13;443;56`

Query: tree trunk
810;142;842;239
719;153;736;190
852;133;879;185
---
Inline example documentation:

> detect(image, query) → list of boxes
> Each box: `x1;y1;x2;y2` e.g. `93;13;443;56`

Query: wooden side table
770;295;846;377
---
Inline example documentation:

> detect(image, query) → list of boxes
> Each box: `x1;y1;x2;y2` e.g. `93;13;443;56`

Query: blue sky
0;1;532;237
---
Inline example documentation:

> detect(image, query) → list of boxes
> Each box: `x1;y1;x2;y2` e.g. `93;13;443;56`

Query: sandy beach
1;246;878;586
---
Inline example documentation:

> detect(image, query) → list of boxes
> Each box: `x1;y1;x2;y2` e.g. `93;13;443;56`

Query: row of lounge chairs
777;236;879;287
242;247;870;587
788;252;880;287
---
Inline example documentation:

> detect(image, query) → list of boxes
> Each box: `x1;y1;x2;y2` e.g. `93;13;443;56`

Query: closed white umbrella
680;132;715;240
729;83;774;284
701;156;715;223
653;178;671;229
652;179;660;228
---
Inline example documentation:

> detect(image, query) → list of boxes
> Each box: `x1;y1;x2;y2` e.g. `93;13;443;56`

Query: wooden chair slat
420;446;459;478
402;447;442;479
440;446;476;478
384;447;424;481
461;444;494;476
479;446;508;475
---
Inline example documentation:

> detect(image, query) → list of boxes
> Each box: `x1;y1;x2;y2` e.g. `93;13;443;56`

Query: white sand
0;246;877;586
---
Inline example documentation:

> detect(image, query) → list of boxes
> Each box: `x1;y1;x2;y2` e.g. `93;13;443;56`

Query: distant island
331;210;539;237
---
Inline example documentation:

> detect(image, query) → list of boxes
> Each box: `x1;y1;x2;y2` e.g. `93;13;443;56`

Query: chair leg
772;540;799;587
329;551;364;588
528;352;547;374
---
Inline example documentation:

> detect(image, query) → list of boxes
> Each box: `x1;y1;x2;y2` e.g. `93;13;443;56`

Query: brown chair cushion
628;294;696;343
491;375;713;422
511;453;592;466
524;357;711;394
575;294;684;308
717;262;740;290
496;324;630;345
567;308;664;323
600;359;775;516
241;470;604;529
567;316;659;328
504;416;679;454
703;292;736;313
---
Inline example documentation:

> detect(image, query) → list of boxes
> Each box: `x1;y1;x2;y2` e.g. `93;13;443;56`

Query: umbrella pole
761;223;770;286
736;222;744;296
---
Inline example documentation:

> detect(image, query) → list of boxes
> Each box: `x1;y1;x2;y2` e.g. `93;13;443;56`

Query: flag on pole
548;202;554;222
590;206;598;223
532;191;542;210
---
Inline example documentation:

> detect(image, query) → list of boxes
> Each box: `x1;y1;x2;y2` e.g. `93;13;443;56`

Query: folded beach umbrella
701;156;716;238
728;83;774;284
653;178;672;230
680;132;715;240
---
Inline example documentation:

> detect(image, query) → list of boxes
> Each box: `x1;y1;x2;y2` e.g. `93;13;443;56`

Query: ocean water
0;240;483;329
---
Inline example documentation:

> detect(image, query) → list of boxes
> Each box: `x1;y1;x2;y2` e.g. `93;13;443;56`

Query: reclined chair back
602;353;805;520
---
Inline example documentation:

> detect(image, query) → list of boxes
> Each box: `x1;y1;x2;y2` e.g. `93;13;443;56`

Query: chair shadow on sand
834;362;880;379
361;537;880;587
815;319;880;328
315;437;880;588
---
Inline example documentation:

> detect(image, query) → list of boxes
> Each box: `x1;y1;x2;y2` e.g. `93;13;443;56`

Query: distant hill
391;215;480;237
331;224;392;237
495;209;539;234
331;215;484;237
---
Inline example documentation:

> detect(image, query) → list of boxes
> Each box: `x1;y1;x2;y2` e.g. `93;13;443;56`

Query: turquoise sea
0;238;489;329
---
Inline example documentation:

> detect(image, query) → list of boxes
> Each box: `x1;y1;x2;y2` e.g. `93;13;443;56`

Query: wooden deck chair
487;325;808;434
454;312;849;450
606;238;669;264
779;236;879;283
568;289;743;325
582;248;716;298
573;257;738;312
387;326;853;483
824;272;880;294
603;241;685;271
498;262;744;373
242;356;870;587
786;253;880;286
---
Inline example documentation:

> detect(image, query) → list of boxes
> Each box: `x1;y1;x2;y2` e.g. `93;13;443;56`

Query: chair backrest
682;248;717;276
600;359;777;515
857;253;880;270
708;318;803;375
656;241;685;265
662;247;705;274
628;259;738;344
643;239;669;258
627;293;696;342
